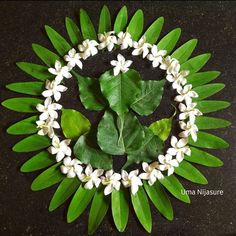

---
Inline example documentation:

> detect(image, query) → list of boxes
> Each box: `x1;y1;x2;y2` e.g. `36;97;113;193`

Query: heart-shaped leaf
61;109;91;140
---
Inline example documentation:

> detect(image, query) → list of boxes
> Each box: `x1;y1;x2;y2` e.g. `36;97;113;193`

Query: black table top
0;1;235;235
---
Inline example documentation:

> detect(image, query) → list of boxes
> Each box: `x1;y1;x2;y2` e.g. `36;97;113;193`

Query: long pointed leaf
98;5;111;34
2;97;42;113
6;82;44;95
189;131;229;149
67;186;96;223
13;134;51;152
20;151;55;172
184;147;223;167
195;116;231;129
181;53;211;74
144;17;164;44
65;17;83;45
45;25;71;56
7;115;38;135
131;187;152;233
171;39;198;64
80;9;97;40
88;189;110;235
16;62;53;81
144;181;173;221
196;100;230;113
49;177;80;211
187;71;220;87
157;28;181;54
174;160;208;184
32;43;61;67
114;6;128;33
112;188;129;232
127;9;144;41
31;162;64;191
159;175;190;203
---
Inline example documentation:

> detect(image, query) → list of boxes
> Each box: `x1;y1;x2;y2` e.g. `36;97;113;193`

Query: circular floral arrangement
2;5;231;235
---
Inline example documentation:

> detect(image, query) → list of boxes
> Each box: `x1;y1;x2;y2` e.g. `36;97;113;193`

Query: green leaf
174;160;208;184
196;100;230;113
88;189;110;235
144;181;173;221
49;177;80;211
61;109;91;140
99;69;141;116
189;131;229;149
74;134;112;170
2;97;42;113
127;9;144;41
31;162;64;191
171;39;198;64
7;115;38;135
112;188;129;232
195;116;231;129
159;175;190;203
125;128;163;168
32;43;61;67
144;17;164;44
131;80;165;116
157;28;181;54
98;5;111;34
187;71;220;87
20;151;55;172
97;111;144;155
193;83;225;101
114;6;128;33
149;113;174;141
80;9;97;40
184;147;223;167
13;134;51;152
6;82;44;95
181;53;211;75
131;187;152;233
67;186;96;223
75;73;106;111
65;17;83;45
16;62;53;81
45;25;71;56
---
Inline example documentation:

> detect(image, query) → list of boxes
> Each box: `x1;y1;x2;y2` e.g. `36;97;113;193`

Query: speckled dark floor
0;1;236;236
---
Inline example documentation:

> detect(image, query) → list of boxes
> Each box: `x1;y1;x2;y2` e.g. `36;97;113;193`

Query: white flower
79;165;104;189
167;136;191;162
121;170;143;195
48;136;72;162
132;36;152;58
117;31;133;50
160;56;179;74
158;154;179;176
110;54;132;76
179;121;199;142
60;157;83;178
78;39;99;60
64;48;83;69
175;84;198;105
36;118;60;138
48;60;72;83
139;162;164;186
101;170;121;195
36;97;62;121
179;102;202;123
98;31;117;51
147;45;167;67
42;80;67;102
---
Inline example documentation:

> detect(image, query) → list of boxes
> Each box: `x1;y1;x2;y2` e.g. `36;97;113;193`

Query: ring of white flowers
36;31;202;196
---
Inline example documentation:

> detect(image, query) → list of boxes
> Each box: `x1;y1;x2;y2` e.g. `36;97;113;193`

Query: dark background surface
0;1;236;235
